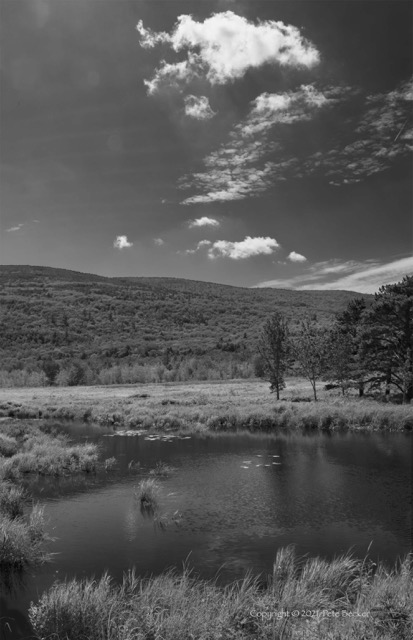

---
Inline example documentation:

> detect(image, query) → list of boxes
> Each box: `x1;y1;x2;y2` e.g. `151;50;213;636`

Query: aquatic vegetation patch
135;478;160;510
29;548;413;639
0;481;25;518
104;457;117;471
149;461;175;478
0;505;50;568
0;433;19;457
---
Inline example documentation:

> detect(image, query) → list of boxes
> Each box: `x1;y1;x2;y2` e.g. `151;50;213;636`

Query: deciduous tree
291;318;328;401
257;312;290;399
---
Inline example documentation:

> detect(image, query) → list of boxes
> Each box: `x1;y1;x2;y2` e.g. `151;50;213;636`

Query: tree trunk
311;380;317;401
403;381;413;404
385;369;392;402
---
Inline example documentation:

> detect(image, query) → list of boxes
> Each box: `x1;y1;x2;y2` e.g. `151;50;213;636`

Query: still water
1;424;412;638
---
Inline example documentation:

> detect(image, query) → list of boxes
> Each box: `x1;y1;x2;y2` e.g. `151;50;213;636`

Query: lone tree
291;317;328;401
257;311;290;399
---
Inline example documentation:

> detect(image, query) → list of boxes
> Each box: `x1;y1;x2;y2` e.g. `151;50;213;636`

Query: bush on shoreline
29;547;413;640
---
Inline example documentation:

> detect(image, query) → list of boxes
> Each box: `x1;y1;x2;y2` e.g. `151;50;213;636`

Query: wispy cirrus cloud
255;256;413;293
184;235;280;259
312;78;413;185
188;216;220;228
113;235;133;249
184;95;216;120
6;223;24;232
180;78;412;202
180;85;337;203
137;11;319;93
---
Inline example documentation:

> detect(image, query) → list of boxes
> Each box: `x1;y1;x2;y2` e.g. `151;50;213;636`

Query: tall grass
29;548;413;640
0;481;25;518
0;505;50;568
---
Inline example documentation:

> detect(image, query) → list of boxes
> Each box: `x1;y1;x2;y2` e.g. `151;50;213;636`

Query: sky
1;0;412;293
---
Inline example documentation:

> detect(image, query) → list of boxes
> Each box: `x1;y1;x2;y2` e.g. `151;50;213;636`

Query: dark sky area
1;0;412;291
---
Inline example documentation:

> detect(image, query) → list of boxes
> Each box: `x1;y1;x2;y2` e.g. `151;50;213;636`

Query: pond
1;424;412;639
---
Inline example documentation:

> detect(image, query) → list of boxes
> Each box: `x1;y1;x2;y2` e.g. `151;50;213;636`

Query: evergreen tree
335;297;367;396
360;276;413;403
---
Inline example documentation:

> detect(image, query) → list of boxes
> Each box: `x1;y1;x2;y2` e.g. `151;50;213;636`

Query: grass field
0;378;411;433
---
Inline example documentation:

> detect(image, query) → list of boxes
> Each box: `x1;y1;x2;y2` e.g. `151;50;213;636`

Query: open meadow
1;378;411;433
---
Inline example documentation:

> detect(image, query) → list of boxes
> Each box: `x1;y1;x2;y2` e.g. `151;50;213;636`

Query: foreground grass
1;379;411;433
29;547;412;640
0;421;99;568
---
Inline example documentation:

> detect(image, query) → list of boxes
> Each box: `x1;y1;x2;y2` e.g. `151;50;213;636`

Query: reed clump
135;478;160;510
149;461;175;478
0;505;50;568
29;547;413;640
0;481;25;518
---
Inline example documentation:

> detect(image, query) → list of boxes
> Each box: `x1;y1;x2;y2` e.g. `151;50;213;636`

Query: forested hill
0;265;369;377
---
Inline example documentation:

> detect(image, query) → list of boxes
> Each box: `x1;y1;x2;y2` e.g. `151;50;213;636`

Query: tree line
257;276;413;403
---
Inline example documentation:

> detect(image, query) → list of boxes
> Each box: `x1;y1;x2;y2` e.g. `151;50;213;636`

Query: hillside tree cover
0;265;363;387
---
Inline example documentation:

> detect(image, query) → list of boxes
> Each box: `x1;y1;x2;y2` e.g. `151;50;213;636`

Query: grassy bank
29;546;412;640
0;421;99;568
0;421;99;479
1;379;412;433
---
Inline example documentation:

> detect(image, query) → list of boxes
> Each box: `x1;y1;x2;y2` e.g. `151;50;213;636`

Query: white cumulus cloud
113;235;133;249
287;251;307;263
154;237;165;246
208;236;279;259
184;95;216;120
138;11;319;93
188;216;220;228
